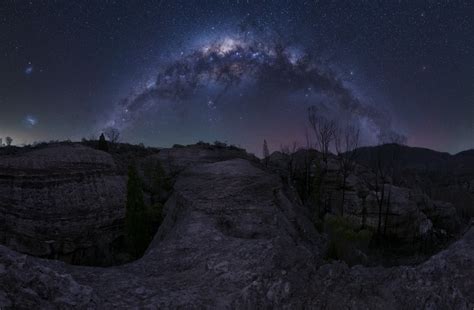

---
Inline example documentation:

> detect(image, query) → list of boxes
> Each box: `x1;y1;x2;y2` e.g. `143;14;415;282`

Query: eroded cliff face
0;145;126;265
0;149;473;309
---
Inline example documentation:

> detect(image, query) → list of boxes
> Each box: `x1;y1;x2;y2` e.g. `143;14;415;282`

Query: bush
324;214;373;266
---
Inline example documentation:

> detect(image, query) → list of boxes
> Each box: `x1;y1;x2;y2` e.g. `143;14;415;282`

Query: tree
125;164;148;258
307;106;337;164
307;106;337;219
262;139;270;166
280;141;298;185
104;127;120;144
360;142;398;237
98;133;108;152
334;124;360;216
5;136;13;146
298;128;313;202
0;138;3;146
381;139;405;236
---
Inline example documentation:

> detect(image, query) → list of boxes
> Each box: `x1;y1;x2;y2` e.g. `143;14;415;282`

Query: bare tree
298;128;313;201
382;137;406;236
360;149;388;237
280;141;298;184
307;106;337;164
360;137;405;238
304;127;311;149
262;139;270;166
307;106;337;219
5;136;13;146
104;127;120;144
335;124;360;216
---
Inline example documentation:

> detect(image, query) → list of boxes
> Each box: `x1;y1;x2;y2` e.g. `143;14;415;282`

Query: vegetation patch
125;162;167;259
324;214;373;266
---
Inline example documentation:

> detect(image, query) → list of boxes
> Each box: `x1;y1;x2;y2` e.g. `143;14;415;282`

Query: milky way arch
107;34;402;145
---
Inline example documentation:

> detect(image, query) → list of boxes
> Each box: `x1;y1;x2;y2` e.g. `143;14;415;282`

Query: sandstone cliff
0;144;126;265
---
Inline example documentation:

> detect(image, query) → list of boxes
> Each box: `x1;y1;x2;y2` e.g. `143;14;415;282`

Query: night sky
1;1;473;155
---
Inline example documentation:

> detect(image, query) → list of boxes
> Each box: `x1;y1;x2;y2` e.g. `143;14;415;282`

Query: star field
0;0;472;154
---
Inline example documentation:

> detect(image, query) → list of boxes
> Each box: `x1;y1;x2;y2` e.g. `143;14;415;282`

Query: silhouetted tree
335;124;360;216
262;139;270;166
5;136;13;146
125;164;148;258
381;140;405;236
280;141;298;184
307;106;337;218
360;142;402;237
98;133;108;152
300;128;313;201
105;127;120;144
360;134;407;237
307;106;337;165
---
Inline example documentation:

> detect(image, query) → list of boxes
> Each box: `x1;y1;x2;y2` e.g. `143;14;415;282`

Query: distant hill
354;144;474;174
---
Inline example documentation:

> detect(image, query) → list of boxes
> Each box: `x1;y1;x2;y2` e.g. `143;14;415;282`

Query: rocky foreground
0;144;473;309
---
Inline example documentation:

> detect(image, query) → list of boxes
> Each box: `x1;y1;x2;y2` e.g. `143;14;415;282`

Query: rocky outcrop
0;144;126;265
339;181;462;243
356;144;474;221
1;156;473;308
154;144;259;173
269;149;463;243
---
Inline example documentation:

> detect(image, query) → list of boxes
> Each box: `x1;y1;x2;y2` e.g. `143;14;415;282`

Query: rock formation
268;149;463;245
0;144;126;265
1;146;473;308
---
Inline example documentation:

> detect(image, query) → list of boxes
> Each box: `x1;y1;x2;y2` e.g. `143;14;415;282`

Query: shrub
324;214;373;266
